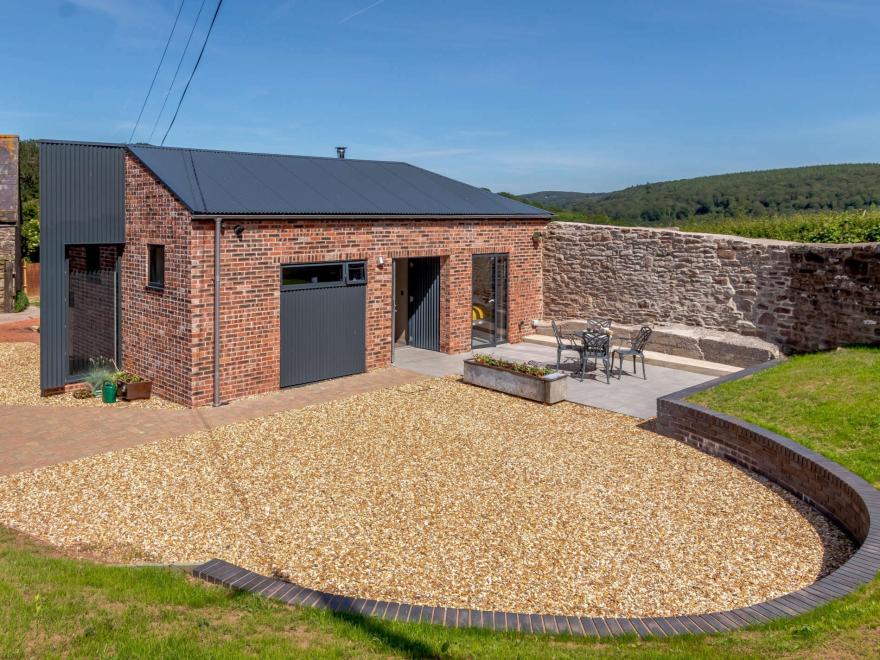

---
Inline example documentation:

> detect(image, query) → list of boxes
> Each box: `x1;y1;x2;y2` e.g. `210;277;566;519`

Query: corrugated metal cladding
407;257;441;351
128;144;551;218
39;141;126;391
280;283;367;387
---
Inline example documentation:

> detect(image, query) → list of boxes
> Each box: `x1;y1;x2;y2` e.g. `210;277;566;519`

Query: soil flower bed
0;377;853;617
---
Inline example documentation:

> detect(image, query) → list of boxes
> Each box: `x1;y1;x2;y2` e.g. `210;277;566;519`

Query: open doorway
392;257;441;355
471;253;508;348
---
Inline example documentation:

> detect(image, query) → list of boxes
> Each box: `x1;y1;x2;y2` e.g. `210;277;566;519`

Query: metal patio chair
580;331;611;384
612;326;653;380
551;320;585;374
585;317;612;334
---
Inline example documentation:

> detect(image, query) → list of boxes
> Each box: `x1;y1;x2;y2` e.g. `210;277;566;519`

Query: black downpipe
213;217;222;406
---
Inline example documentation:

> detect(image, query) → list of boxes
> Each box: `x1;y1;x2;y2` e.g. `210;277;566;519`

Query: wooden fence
23;262;40;298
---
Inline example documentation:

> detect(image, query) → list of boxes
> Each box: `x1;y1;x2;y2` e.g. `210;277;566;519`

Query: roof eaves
38;138;125;148
189;212;553;220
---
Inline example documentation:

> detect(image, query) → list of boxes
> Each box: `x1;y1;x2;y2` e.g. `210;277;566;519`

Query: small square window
148;244;165;289
346;261;366;284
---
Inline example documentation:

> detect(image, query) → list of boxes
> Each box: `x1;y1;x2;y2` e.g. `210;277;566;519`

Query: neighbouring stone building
0;135;21;312
543;222;880;353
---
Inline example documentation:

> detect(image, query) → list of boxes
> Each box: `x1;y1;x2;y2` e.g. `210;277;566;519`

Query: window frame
345;261;367;285
147;244;166;290
280;260;367;290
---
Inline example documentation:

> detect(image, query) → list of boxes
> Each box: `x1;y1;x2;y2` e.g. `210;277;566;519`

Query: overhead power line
161;0;225;145
129;0;187;143
148;0;210;143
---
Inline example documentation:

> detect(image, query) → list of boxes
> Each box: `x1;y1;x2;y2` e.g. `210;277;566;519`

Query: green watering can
102;381;117;404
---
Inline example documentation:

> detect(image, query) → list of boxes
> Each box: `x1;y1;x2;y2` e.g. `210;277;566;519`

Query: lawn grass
692;347;880;487
2;347;880;657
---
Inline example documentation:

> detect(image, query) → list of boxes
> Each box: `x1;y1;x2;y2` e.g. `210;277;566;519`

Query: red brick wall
123;155;546;406
188;217;547;406
121;154;194;405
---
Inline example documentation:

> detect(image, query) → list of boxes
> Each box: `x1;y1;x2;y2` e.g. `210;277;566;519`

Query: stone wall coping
191;361;879;638
548;220;880;249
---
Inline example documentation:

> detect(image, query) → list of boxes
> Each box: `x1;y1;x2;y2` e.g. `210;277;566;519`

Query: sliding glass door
471;253;508;348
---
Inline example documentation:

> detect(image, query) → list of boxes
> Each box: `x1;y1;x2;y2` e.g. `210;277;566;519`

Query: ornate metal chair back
583;331;610;356
585;318;612;334
632;326;653;352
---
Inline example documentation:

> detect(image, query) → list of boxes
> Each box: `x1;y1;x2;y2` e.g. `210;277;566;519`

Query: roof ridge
128;143;408;165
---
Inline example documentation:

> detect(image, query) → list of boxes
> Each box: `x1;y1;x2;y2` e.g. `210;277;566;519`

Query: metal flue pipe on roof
336;146;346;159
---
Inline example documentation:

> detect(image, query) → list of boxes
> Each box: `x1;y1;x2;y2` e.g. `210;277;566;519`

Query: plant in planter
114;370;152;401
464;354;568;404
472;354;556;377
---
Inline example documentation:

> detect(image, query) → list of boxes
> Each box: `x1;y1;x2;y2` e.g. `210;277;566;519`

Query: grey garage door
280;261;367;388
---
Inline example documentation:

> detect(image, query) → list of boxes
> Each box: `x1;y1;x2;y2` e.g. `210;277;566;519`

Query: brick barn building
39;141;551;406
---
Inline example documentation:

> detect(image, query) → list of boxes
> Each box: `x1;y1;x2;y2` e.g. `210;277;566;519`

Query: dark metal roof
126;144;551;218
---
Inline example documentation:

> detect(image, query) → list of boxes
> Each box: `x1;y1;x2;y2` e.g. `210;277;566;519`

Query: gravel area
0;377;852;617
0;343;181;409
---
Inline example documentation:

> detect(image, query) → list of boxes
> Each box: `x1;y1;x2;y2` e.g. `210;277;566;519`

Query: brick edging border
191;362;880;638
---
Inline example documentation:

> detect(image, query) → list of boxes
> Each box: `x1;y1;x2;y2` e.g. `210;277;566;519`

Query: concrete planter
463;359;568;404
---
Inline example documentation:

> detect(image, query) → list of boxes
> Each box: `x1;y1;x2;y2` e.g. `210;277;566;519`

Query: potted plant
115;370;152;401
463;354;568;404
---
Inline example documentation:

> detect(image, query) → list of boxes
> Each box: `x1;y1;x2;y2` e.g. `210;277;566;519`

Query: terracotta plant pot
120;380;152;401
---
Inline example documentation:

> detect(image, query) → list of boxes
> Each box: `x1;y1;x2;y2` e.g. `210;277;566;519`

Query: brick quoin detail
122;154;547;407
121;154;194;405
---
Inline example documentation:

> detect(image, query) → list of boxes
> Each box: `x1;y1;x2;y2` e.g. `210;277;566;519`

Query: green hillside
522;164;880;223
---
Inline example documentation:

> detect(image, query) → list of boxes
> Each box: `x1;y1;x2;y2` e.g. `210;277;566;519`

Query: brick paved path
0;367;428;476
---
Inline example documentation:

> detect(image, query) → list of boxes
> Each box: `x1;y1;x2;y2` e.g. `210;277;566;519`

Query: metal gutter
190;213;552;221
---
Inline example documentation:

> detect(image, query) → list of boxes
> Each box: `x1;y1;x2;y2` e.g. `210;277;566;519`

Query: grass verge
691;347;880;486
2;347;879;657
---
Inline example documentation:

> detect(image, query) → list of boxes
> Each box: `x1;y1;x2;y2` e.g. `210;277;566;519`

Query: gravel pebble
0;343;181;409
0;377;853;617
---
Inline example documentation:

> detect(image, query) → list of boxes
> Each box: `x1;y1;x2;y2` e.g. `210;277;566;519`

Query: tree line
19;139;39;261
516;164;880;224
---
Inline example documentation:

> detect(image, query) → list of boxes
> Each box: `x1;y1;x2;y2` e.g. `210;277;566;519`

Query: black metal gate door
407;257;441;351
280;274;366;388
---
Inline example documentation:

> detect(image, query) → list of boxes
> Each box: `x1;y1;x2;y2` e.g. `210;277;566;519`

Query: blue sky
3;0;880;193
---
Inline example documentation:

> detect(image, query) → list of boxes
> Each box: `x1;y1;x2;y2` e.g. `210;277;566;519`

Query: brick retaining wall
543;222;880;353
656;361;879;546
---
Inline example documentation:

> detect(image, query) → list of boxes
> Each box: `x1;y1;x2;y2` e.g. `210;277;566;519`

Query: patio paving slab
392;343;715;419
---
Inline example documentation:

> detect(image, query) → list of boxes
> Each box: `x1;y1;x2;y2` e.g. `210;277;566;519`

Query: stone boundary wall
190;364;880;638
543;222;880;353
0;253;12;312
